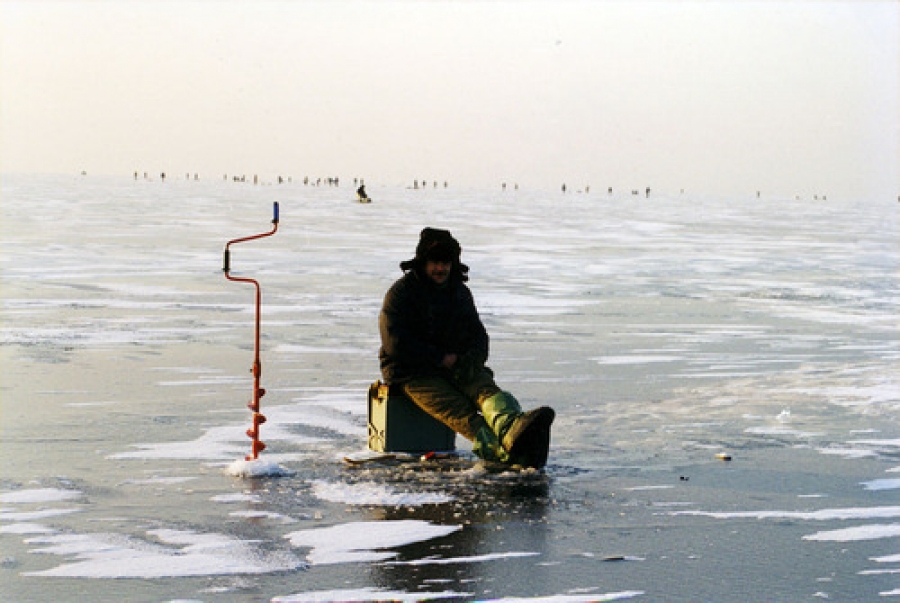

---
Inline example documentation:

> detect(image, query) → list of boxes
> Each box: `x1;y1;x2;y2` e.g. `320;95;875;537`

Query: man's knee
402;378;482;440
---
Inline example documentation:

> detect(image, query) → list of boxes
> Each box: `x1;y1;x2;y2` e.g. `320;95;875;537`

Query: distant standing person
378;228;555;468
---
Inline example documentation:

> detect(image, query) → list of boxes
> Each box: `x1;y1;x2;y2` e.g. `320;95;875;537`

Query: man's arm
379;280;443;374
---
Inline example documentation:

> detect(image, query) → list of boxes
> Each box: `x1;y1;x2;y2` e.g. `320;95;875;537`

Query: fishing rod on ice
223;202;279;461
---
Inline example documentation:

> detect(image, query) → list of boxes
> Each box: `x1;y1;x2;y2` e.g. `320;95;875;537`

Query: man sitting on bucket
378;227;555;468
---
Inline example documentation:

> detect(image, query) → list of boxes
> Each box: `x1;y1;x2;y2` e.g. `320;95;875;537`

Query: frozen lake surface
1;174;898;601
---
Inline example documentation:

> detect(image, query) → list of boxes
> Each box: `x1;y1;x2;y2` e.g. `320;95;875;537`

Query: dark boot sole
506;406;555;469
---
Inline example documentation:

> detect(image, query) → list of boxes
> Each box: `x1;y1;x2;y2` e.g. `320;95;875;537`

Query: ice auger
223;202;279;460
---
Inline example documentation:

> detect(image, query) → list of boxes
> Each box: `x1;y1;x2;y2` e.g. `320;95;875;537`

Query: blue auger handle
273;202;280;224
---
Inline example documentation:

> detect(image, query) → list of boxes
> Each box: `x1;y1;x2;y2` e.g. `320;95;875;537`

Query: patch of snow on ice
109;425;249;461
0;507;81;522
385;551;539;565
273;590;645;603
489;594;646;602
272;588;465;602
310;479;453;506
108;404;352;464
0;488;82;504
670;506;900;521
228;510;297;523
593;355;680;365
478;292;595;317
860;479;900;491
273;344;369;355
803;524;900;542
23;528;304;578
816;447;878;459
225;458;293;478
210;493;262;503
858;568;900;576
264;403;362;437
0;522;56;535
745;426;822;438
122;477;196;486
284;520;460;565
850;438;900;448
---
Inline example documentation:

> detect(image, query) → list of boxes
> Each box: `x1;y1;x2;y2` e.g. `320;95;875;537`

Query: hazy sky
1;1;897;198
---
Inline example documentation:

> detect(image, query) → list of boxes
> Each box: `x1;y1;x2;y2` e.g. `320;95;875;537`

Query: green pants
401;367;500;442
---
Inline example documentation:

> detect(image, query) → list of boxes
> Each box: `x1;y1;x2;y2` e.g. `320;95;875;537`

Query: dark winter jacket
378;269;489;385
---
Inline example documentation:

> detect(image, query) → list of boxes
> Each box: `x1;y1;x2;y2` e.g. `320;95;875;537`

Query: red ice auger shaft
223;202;279;460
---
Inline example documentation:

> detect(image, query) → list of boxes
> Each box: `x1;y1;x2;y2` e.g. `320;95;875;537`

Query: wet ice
1;175;897;601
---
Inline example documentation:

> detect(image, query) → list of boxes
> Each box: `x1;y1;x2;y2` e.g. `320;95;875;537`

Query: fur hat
416;228;460;262
400;227;469;280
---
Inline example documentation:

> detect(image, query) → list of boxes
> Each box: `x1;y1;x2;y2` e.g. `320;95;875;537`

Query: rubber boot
480;392;555;469
471;423;510;464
